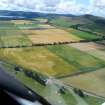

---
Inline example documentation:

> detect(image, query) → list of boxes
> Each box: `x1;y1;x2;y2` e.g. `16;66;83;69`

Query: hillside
49;14;105;35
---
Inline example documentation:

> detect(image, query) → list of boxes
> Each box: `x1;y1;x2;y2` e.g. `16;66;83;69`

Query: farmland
0;19;102;48
47;45;105;74
59;42;105;97
70;42;105;61
68;28;101;40
61;67;105;97
0;20;81;47
0;60;104;105
0;17;105;105
27;28;80;44
0;21;32;47
0;47;77;76
0;44;104;77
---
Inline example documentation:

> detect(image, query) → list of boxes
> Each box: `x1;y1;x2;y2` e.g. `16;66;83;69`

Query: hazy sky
0;0;105;17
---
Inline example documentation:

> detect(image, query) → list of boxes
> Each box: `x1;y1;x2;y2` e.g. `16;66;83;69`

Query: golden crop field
26;29;80;44
0;47;78;76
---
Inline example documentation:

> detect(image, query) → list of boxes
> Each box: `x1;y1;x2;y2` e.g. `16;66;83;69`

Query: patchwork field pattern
0;21;32;47
0;20;81;47
0;47;77;76
59;42;105;97
47;45;105;74
0;45;104;77
0;18;105;105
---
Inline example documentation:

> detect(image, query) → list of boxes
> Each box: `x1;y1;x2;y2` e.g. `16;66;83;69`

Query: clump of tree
24;70;47;86
70;24;83;30
14;66;22;72
73;88;85;98
58;86;66;95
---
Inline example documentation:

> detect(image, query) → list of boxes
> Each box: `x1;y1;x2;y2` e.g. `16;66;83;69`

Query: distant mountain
0;10;74;20
0;10;105;35
49;14;105;35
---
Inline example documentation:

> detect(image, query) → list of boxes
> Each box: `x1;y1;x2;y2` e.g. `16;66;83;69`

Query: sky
0;0;105;17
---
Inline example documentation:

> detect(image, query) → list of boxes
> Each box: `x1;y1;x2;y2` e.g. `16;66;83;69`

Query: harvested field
28;29;80;44
70;42;105;52
61;67;105;97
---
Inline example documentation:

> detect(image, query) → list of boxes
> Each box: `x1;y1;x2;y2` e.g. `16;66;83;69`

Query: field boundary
0;38;104;49
55;66;105;79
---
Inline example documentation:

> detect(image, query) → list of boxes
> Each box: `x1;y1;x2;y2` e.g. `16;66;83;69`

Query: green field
69;29;101;40
0;30;32;47
0;21;32;47
50;17;73;28
0;21;17;29
15;24;39;29
80;23;105;35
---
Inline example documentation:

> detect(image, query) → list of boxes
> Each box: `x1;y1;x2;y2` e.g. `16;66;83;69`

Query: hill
49;14;105;35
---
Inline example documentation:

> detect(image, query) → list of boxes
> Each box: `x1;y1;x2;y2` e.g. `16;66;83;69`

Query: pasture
68;28;101;40
0;29;32;47
0;20;32;47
